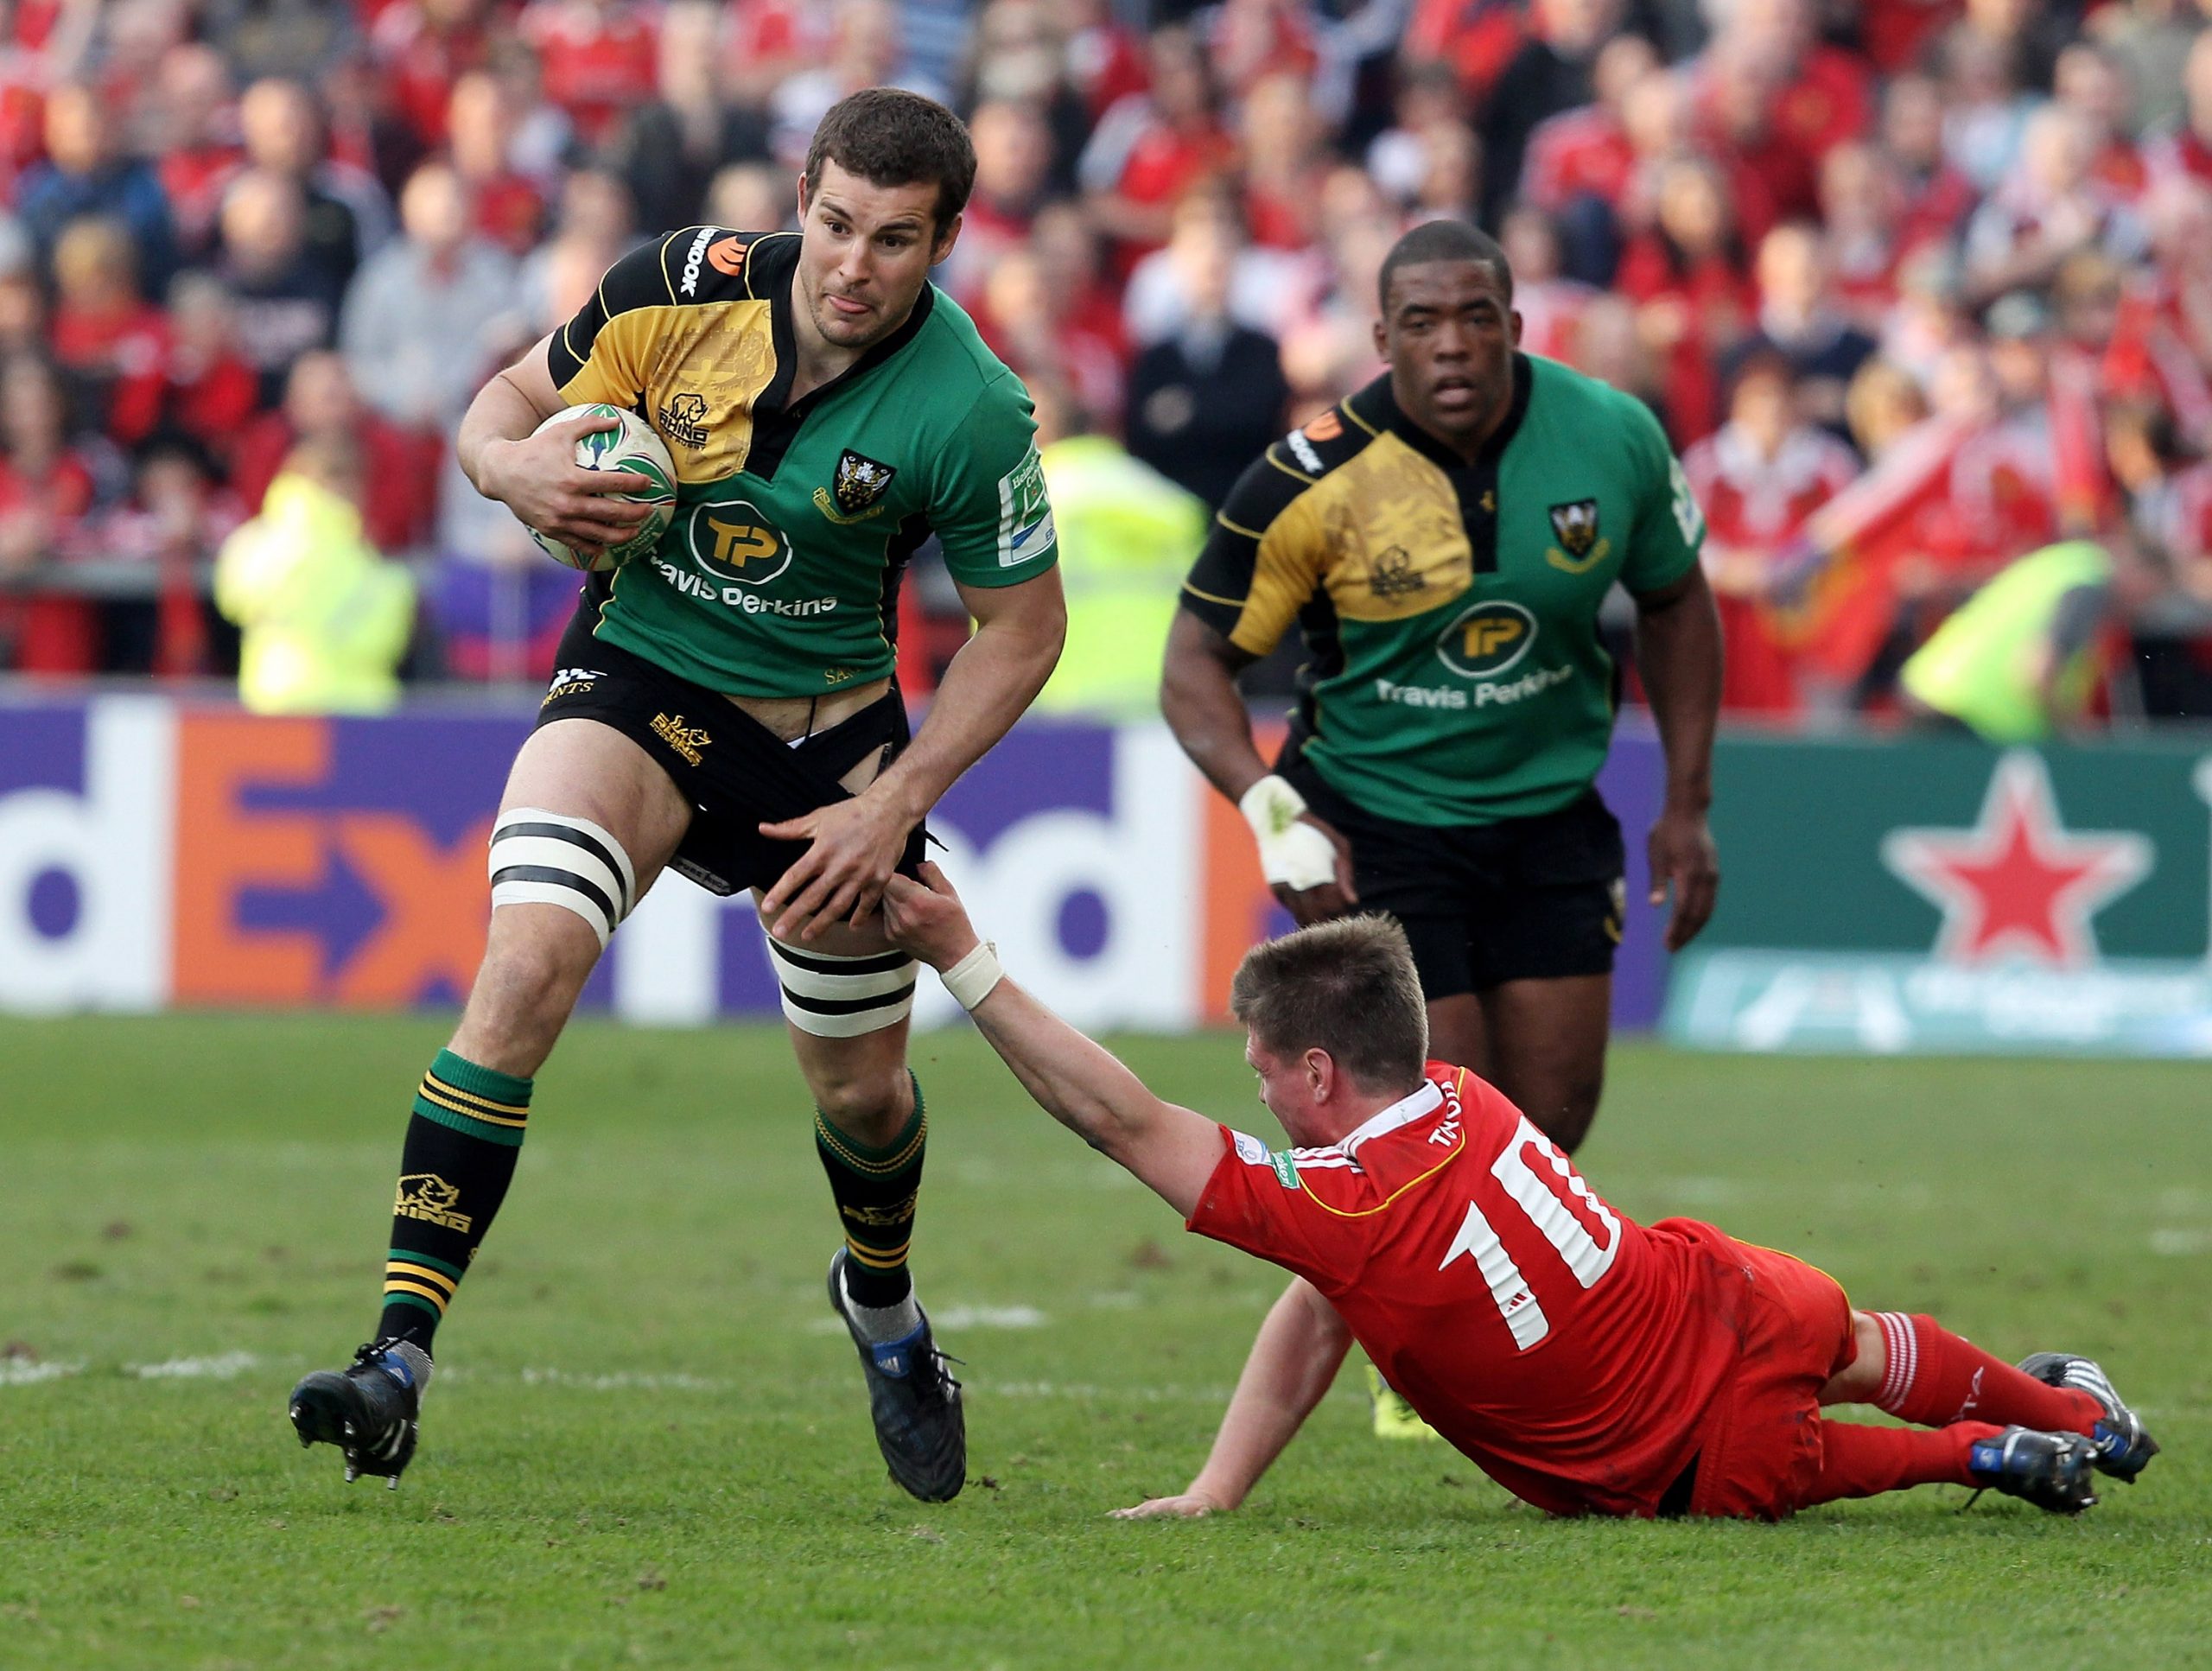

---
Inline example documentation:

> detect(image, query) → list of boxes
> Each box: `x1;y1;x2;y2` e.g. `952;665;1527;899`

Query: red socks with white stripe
1866;1312;2101;1435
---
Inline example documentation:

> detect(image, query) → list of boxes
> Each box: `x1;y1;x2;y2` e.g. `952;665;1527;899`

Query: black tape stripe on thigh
779;981;920;1017
491;865;618;925
766;941;914;977
492;820;634;914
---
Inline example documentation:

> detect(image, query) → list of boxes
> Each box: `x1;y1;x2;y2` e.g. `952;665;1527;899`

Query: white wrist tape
1239;774;1339;892
941;940;1005;1011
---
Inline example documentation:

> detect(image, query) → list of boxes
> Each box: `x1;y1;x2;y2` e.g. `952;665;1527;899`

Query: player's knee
1822;1312;1890;1405
810;1065;912;1142
1527;1075;1603;1154
472;924;597;1035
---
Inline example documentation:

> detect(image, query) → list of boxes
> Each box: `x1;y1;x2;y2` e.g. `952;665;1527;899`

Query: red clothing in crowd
372;2;500;150
160;142;248;255
1616;238;1756;447
1771;45;1875;160
1514;277;1597;364
2106;280;2212;441
1693;47;1872;229
51;302;170;447
1855;0;1962;73
1405;0;1529;105
1520;105;1637;214
1066;16;1151;119
2145;125;2212;194
1085;98;1236;276
0;450;101;675
519;0;660;149
229;414;442;555
157;346;264;464
1684;422;1861;712
1897;162;1980;254
468;170;548;257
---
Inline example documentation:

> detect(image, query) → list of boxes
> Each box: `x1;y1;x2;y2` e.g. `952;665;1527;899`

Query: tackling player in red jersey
881;867;2160;1522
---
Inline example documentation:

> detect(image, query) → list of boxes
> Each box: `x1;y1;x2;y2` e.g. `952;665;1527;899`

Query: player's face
1245;1033;1321;1143
1376;261;1522;451
796;162;960;353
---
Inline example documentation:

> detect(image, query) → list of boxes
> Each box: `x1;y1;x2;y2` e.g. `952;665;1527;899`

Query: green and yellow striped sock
377;1050;532;1348
815;1073;926;1310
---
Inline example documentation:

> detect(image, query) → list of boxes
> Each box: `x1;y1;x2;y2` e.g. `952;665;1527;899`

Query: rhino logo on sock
394;1173;472;1232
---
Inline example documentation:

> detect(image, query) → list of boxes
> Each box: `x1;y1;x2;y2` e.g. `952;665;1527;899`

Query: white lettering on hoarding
0;699;172;1013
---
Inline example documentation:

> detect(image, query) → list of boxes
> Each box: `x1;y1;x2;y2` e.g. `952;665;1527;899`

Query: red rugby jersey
1188;1064;1751;1516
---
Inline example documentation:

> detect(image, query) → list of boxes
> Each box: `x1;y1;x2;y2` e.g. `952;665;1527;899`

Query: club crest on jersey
659;391;710;450
815;449;897;524
1369;543;1426;599
1547;499;1611;573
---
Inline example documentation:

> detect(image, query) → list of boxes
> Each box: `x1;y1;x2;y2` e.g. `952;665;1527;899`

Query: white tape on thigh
766;937;918;1038
488;808;639;949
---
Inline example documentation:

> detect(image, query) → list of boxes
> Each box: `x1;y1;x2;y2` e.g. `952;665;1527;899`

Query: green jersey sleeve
1616;391;1704;595
931;372;1059;588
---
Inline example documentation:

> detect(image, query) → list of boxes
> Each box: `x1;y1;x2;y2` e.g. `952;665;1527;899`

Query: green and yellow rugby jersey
1181;354;1702;827
546;226;1058;698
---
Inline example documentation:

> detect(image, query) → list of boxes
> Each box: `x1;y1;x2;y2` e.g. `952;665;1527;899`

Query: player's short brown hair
1230;916;1429;1094
804;87;976;238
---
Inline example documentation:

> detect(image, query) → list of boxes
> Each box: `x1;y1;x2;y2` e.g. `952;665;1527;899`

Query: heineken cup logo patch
833;450;897;516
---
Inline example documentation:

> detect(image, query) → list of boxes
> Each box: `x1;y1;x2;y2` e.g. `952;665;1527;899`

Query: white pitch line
806;1303;1050;1336
518;1368;730;1392
2150;1228;2212;1256
0;1360;83;1387
131;1351;258;1380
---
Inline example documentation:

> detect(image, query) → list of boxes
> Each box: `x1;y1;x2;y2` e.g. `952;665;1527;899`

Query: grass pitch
1;1015;2206;1670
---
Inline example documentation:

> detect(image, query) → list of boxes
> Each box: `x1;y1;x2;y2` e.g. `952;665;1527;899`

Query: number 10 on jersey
1441;1115;1622;1349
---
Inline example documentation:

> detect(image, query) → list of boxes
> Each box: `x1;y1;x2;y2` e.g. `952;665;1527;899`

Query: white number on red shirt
1439;1115;1623;1350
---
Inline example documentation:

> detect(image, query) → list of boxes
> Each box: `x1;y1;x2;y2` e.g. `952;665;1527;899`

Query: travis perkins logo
659;391;709;449
814;449;897;524
394;1174;472;1232
1546;499;1611;574
651;712;713;766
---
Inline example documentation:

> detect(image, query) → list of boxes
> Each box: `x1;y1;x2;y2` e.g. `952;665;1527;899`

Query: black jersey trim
741;233;940;483
1351;359;1532;575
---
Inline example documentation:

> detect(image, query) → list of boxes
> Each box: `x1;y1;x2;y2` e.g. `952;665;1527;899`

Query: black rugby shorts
532;606;928;898
1281;765;1625;999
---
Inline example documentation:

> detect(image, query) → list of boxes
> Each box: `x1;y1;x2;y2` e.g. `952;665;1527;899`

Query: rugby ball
526;403;677;573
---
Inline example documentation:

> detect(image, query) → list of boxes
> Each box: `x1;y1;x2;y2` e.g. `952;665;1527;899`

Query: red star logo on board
1880;753;2152;967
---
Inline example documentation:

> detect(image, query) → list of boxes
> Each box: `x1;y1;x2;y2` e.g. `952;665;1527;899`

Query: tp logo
1437;600;1537;678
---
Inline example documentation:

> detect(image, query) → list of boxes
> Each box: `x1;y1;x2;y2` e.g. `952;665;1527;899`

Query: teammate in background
1161;219;1723;1164
882;866;2160;1522
286;90;1065;1503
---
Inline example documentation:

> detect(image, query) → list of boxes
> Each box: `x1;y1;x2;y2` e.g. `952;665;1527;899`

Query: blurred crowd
2;0;2211;721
